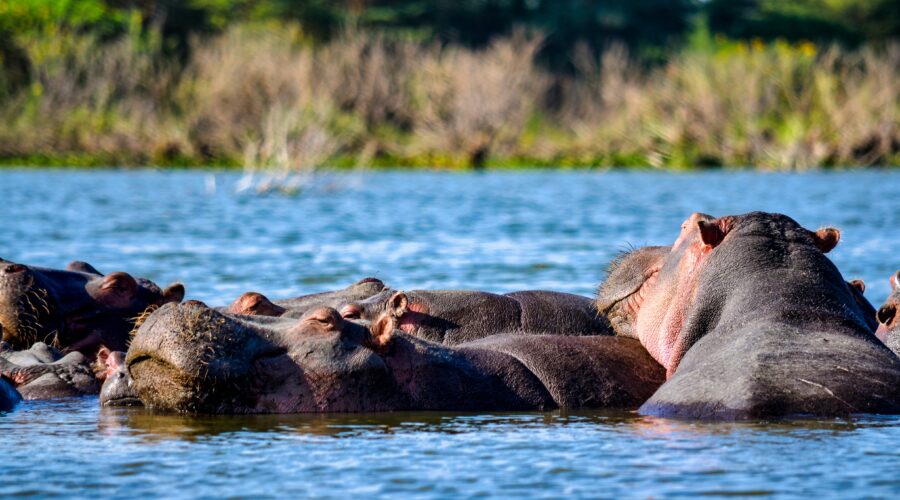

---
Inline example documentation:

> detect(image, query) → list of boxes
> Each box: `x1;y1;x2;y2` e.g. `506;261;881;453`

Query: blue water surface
1;169;899;498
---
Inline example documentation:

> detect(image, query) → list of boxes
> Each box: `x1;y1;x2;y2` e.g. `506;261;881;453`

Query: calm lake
1;169;899;497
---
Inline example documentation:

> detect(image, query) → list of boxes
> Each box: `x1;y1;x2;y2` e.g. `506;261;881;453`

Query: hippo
125;302;665;414
337;289;612;344
0;342;100;399
0;258;184;354
0;377;20;411
876;271;900;352
226;277;387;318
597;212;900;419
97;348;141;406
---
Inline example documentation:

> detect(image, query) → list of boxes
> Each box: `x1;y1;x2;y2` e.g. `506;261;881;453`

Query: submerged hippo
125;302;664;414
0;342;100;399
97;348;141;406
338;289;612;344
876;271;900;353
597;212;900;419
0;377;20;411
0;259;184;353
226;277;388;318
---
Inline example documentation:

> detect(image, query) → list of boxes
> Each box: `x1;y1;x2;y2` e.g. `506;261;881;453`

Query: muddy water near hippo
2;169;900;497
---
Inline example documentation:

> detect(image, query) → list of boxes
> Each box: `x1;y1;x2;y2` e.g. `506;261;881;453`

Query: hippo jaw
127;303;397;414
597;246;669;339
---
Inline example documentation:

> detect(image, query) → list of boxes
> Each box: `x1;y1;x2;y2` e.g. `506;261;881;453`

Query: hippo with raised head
226;277;387;318
125;301;664;414
0;259;184;354
337;289;612;344
876;271;900;353
597;211;900;419
0;342;100;399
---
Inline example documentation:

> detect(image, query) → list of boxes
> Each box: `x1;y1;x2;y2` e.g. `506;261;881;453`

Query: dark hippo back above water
339;289;612;344
598;212;900;419
125;302;663;414
0;259;184;354
0;377;20;411
226;278;388;318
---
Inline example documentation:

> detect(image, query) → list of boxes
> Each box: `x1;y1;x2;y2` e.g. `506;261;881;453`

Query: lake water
1;169;899;498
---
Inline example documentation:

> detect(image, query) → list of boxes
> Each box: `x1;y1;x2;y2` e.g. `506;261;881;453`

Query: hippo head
597;212;844;376
126;302;401;414
338;288;398;322
0;259;184;352
876;271;900;341
97;348;142;406
229;278;388;319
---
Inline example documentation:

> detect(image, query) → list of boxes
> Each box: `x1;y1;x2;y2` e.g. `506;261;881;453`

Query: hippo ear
848;279;866;294
697;221;725;248
162;283;185;304
878;304;897;327
892;271;900;291
389;292;409;317
94;346;112;375
67;261;102;275
368;313;395;350
94;273;138;308
812;227;840;253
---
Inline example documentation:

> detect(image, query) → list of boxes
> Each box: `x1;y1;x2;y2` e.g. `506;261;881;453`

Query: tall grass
0;24;897;170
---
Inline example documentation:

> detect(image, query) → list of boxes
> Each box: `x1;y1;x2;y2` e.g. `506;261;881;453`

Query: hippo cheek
634;246;711;376
248;355;316;413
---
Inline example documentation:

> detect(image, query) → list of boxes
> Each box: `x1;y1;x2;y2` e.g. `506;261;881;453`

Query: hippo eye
340;304;362;320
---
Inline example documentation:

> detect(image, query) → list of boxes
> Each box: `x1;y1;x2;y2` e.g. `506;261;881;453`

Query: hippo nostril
3;264;26;274
878;305;897;326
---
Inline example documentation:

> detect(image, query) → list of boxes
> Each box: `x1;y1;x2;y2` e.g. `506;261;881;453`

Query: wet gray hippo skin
98;349;141;406
876;271;900;354
226;278;388;318
125;302;664;414
0;377;20;411
0;258;184;354
339;289;613;345
598;212;900;419
0;342;100;399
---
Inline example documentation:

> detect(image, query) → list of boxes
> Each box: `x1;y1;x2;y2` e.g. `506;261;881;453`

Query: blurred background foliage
0;0;898;169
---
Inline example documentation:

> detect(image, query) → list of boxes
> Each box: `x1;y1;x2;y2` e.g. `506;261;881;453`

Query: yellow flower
799;41;817;57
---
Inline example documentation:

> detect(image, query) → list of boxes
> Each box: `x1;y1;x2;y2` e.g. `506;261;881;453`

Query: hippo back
642;321;900;419
462;334;665;409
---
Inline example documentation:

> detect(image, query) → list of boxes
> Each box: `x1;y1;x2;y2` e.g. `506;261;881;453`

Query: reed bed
1;25;897;170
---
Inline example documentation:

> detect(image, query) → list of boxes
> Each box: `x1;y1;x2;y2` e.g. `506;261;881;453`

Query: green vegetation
1;1;898;170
